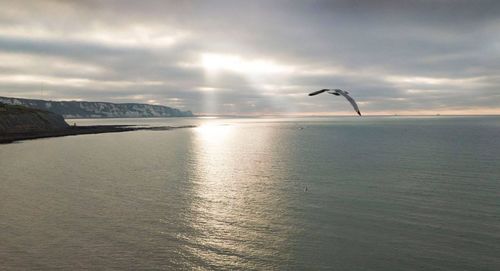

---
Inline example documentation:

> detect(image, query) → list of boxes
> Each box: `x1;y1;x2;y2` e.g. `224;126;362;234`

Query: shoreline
0;125;196;144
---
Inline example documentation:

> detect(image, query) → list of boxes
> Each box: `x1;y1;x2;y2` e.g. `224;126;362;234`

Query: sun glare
195;124;233;142
201;53;293;75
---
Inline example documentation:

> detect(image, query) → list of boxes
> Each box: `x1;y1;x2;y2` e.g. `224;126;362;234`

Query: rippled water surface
1;116;499;270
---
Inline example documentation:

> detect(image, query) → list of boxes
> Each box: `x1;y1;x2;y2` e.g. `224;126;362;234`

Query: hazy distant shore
0;125;196;144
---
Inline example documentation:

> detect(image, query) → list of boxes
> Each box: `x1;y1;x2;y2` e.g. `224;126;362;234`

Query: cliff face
0;103;69;134
0;97;194;118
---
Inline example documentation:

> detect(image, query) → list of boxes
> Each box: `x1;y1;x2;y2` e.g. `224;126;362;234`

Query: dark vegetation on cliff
0;103;69;133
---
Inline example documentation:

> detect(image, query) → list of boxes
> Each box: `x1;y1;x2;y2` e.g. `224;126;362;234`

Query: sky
0;0;499;115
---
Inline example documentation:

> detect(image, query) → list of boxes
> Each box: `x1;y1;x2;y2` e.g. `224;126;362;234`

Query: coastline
0;125;196;144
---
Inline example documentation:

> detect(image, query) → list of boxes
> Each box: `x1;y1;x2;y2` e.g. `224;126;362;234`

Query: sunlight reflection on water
188;122;296;269
1;117;499;270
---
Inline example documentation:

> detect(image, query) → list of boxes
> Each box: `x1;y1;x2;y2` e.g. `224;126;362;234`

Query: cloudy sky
0;0;499;115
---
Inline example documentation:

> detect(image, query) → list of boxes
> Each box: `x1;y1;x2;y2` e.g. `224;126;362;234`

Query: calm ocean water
1;116;499;270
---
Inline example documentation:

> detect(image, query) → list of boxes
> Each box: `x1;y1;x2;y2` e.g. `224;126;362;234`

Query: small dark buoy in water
304;186;308;192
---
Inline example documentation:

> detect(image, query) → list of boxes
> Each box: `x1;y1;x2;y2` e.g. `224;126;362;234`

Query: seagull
308;89;361;116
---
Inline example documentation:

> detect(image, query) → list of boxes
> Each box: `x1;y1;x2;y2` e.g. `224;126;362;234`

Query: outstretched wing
308;89;329;96
339;92;362;116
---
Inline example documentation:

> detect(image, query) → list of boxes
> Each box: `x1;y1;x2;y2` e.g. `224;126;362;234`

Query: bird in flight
308;89;361;116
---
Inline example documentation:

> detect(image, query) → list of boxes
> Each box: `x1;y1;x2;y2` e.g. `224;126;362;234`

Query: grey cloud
0;0;499;114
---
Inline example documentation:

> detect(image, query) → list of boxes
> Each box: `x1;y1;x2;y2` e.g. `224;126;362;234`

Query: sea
1;116;499;270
